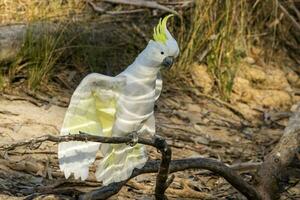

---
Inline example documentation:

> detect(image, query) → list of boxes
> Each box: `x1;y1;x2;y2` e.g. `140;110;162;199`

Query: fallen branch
87;1;146;15
102;0;179;15
0;133;260;200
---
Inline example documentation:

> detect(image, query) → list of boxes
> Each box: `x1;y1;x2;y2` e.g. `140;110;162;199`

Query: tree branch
0;133;260;200
0;133;155;151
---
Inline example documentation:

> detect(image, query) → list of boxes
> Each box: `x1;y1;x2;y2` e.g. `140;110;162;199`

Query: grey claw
127;131;138;147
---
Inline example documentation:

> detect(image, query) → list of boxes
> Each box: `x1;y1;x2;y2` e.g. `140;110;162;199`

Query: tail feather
58;141;100;180
95;144;147;185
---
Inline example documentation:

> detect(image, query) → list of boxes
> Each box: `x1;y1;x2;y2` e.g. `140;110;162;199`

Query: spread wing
58;73;126;180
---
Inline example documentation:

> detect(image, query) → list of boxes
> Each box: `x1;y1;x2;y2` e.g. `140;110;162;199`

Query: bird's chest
117;78;156;117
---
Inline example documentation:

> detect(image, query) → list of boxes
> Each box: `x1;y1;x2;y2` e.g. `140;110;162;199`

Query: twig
264;111;292;125
131;22;149;43
0;133;152;151
1;93;43;107
102;0;179;15
87;1;146;15
288;0;300;20
1;133;260;200
24;89;68;107
87;1;105;13
160;0;194;7
0;110;19;116
254;103;300;200
277;0;300;32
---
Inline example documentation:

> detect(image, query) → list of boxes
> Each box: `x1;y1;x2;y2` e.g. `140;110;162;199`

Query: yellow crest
153;14;174;44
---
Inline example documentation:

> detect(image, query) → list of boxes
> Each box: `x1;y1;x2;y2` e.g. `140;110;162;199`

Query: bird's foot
127;131;139;147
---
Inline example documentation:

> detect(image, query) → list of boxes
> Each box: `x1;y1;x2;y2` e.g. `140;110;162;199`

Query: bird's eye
160;51;164;55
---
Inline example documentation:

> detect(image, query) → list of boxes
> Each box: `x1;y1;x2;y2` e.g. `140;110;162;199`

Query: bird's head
145;14;179;69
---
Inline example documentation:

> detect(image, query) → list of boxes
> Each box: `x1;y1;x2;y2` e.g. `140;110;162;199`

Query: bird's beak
162;56;174;69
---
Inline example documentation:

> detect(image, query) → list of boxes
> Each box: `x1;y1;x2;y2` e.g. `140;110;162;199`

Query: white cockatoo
58;14;179;185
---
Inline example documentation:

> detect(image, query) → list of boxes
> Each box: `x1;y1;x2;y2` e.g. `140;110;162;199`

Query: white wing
58;73;126;180
155;71;163;100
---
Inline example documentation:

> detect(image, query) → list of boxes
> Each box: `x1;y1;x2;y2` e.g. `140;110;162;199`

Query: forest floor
0;56;300;200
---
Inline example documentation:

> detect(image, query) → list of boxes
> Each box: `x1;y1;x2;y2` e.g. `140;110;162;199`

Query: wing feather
58;73;126;180
155;72;163;100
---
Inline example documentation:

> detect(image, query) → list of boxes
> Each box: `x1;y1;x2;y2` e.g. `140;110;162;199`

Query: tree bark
254;104;300;200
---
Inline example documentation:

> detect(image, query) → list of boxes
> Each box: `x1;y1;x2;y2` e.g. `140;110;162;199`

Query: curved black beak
162;56;174;69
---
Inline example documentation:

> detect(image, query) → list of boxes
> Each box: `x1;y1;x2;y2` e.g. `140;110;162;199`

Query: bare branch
87;1;146;15
0;133;155;151
102;0;179;15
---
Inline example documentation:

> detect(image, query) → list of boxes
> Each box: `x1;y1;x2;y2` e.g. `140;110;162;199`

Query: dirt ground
0;57;300;200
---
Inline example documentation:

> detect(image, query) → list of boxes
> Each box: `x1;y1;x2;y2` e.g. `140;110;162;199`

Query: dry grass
0;0;299;97
0;0;85;24
172;0;248;100
25;24;70;90
172;0;299;99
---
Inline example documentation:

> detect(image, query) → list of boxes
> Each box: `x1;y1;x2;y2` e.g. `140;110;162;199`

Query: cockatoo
58;14;179;185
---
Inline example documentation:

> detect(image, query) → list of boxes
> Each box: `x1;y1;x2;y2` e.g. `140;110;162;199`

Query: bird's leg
127;131;139;147
154;134;167;153
127;119;147;146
